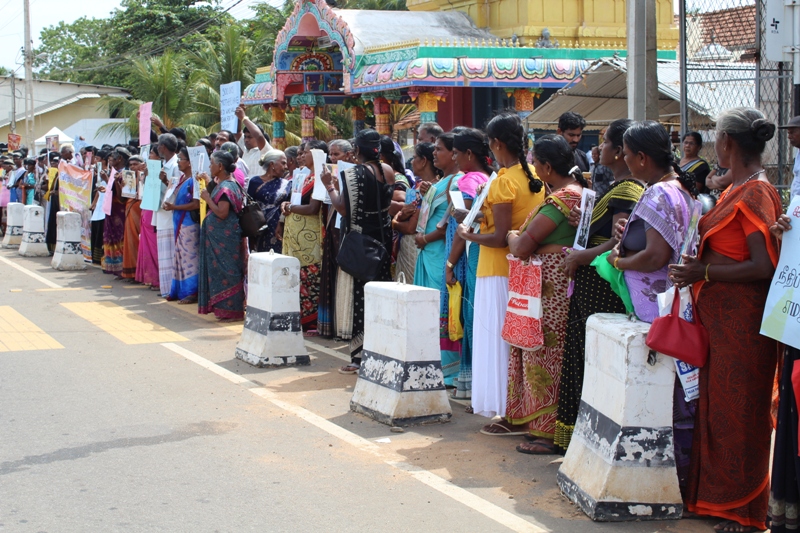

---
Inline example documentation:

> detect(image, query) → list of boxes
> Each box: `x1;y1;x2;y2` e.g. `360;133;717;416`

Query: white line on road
160;342;549;533
304;339;351;362
0;254;62;288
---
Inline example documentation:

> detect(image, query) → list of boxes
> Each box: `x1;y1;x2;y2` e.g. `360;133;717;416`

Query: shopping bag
447;281;463;342
501;254;544;350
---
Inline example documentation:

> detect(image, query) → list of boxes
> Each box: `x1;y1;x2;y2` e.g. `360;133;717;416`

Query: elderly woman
280;139;327;334
318;139;354;338
164;146;201;303
247;149;290;253
457;113;545;425
198;151;246;321
670;109;782;533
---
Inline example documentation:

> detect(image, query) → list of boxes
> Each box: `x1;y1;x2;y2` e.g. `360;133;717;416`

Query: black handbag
238;189;267;240
337;172;389;282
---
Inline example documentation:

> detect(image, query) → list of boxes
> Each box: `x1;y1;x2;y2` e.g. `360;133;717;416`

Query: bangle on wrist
422;234;428;244
446;260;454;269
326;186;335;192
704;263;710;282
614;256;622;270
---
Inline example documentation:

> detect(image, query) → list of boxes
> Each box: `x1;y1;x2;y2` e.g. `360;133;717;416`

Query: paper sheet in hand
138;102;152;146
572;188;597;250
187;147;209;177
449;189;466;211
219;81;241;132
291;168;310;206
310;149;331;203
102;168;117;216
141;160;163;211
120;170;138;199
463;172;496;230
333;162;354;228
760;196;800;349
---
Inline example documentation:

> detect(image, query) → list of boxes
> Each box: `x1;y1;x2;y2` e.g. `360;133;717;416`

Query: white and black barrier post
52;211;86;270
235;251;309;367
558;313;682;521
18;205;48;257
1;202;23;248
350;275;452;426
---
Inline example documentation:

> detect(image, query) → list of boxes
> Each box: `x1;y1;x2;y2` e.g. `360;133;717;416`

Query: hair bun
751;118;776;142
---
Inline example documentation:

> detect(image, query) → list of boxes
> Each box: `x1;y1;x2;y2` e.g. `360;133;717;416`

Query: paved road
0;250;715;532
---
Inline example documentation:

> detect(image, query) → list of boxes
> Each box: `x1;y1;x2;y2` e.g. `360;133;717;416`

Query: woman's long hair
485;112;543;193
624;120;698;196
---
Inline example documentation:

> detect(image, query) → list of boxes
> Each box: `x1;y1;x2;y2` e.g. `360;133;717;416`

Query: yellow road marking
0;306;64;352
61;301;188;344
165;300;243;333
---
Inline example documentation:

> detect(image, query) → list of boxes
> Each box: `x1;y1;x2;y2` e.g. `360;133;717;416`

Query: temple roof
333;10;494;57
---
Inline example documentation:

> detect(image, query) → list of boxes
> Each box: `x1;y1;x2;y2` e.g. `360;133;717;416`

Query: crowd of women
1;104;799;532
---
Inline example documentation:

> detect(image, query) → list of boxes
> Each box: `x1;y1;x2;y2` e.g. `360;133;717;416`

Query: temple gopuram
241;0;678;147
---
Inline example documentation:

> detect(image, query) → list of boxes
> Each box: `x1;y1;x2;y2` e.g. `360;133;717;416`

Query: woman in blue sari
247;149;290;253
413;132;462;385
198;151;246;322
164;146;200;303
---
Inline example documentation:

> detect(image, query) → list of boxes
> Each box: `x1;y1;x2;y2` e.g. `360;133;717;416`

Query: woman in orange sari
670;107;783;533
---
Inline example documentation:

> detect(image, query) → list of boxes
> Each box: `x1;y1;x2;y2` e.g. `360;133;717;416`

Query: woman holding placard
136;145;162;290
248;149;290;253
121;155;146;281
164;146;200;304
198;151;246;321
504;135;586;454
457;113;545;426
103;148;130;276
279;140;326;334
555;118;645;454
442;129;493;399
669;108;782;533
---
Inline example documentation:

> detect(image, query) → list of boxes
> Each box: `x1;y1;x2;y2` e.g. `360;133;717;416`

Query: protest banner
46;135;59;153
7;133;20;151
219;81;241;132
139;102;153;146
761;196;800;350
58;160;93;262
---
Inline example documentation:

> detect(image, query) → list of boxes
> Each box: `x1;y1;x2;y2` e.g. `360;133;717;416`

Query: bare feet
178;296;197;305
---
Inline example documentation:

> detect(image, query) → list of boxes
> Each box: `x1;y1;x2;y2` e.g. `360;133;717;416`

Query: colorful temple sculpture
241;0;679;143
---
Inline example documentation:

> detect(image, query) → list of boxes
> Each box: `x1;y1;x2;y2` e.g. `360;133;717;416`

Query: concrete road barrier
18;205;49;257
52;211;86;270
558;313;682;522
350;279;452;427
235;251;309;367
1;202;23;248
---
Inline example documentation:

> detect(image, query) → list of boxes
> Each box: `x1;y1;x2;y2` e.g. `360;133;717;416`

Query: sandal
303;330;319;337
178;296;198;305
479;421;529;436
516;440;557;455
338;364;360;375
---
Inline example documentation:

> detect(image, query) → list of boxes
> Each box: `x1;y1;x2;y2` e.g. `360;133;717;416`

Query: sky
0;0;273;72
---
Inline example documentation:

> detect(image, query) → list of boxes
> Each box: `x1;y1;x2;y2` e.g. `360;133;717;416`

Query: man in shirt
779;115;800;198
156;133;183;298
234;105;272;187
417;122;443;144
556;111;590;173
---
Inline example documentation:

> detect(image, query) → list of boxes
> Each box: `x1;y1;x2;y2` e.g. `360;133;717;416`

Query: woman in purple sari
247;149;290;253
607;121;701;492
164;146;200;303
198;151;246;322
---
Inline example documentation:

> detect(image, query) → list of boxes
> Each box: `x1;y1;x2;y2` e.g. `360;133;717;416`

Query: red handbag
501;255;544;350
645;286;709;367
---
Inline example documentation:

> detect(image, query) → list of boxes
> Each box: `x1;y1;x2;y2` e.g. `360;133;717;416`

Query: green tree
34;17;118;85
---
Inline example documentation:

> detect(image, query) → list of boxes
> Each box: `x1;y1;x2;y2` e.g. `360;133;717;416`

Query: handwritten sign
139;102;153;146
573;188;597;251
760;196;800;349
219;81;241;132
7;133;20;151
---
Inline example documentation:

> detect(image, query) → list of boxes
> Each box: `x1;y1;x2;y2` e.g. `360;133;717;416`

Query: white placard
449;189;466;211
333;161;355;229
310;148;330;203
760;197;800;349
463;172;496;230
572;188;597;250
219;81;241;132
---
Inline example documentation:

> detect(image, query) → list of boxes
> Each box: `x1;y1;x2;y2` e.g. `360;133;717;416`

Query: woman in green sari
412;132;462;385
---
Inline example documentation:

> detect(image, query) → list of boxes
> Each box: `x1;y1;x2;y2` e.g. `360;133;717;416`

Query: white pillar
51;211;86;270
350;281;452;426
1;202;24;248
18;205;48;257
627;0;658;121
235;252;309;367
558;313;682;521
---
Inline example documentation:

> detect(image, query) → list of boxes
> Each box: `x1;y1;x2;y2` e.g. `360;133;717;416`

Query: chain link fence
683;0;792;195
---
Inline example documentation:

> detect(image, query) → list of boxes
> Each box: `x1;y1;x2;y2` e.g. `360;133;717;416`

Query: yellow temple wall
406;0;678;50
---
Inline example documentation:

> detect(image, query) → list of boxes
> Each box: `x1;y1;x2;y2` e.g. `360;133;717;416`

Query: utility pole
10;75;16;134
23;0;33;148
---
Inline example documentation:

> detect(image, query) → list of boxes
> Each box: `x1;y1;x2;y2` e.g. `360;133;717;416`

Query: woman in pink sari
136;145;161;290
